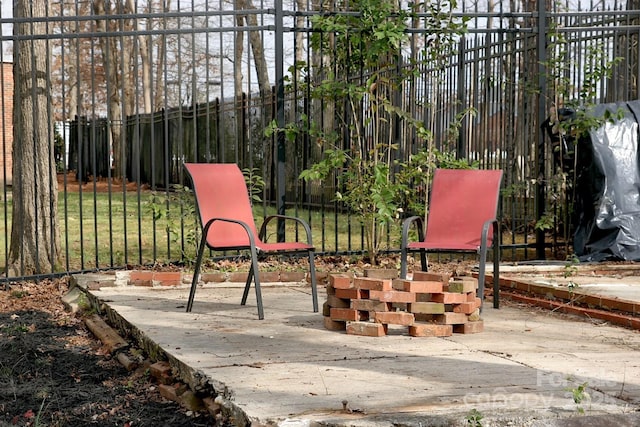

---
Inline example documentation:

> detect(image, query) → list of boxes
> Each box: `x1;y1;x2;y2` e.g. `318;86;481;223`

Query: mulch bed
0;279;219;427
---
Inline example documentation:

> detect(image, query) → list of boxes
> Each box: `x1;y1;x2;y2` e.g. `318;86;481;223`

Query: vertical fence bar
274;0;286;242
536;1;548;260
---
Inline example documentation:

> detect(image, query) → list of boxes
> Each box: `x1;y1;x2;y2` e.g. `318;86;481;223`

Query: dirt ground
0;278;219;427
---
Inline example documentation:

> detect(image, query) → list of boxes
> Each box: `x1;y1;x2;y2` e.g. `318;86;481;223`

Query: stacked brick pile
323;271;483;337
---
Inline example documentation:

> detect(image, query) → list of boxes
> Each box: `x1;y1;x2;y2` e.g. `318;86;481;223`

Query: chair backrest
424;168;503;248
184;163;259;249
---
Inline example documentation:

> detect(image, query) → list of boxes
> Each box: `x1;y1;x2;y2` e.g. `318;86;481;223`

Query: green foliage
566;380;590;414
564;254;580;296
242;167;266;204
465;408;484;426
10;290;28;299
3;323;30;335
293;0;468;264
146;184;199;265
563;254;579;278
535;212;555;232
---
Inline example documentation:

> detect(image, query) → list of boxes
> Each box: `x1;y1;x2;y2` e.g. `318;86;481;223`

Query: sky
0;0;11;61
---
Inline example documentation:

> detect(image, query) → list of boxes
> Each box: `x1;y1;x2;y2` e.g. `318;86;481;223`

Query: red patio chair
184;163;319;319
400;168;503;309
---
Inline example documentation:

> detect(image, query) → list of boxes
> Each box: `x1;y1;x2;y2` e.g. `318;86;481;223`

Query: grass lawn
0;185;532;275
0;187;382;273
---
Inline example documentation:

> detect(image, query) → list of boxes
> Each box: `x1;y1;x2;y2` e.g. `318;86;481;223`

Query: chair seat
407;241;479;251
257;242;315;252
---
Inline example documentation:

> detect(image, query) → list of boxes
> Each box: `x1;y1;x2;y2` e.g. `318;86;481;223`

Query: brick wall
0;62;12;185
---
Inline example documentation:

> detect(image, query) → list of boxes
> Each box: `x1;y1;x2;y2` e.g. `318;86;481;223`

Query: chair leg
477;248;488;313
493;241;500;309
186;235;207;312
240;248;264;320
308;251;319;312
420;250;427;272
241;265;254;306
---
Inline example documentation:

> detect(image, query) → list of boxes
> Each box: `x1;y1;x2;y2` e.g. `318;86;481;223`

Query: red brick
412;271;451;283
158;383;180;402
446;279;477;294
453;320;484;334
346;321;387;337
280;271;306;282
409;302;445;314
363;268;398;279
330;308;361;321
415;293;434;302
149;361;173;384
322;301;332;317
154;271;182;286
257;271;280;282
452;302;480;314
323;316;347;331
129;270;153;286
409;323;453;337
456;276;478;287
468;309;481;322
414;313;437;322
394;279;443;293
434;312;469;325
335;288;369;300
354;277;392;291
370;290;416;303
149;361;171;377
351;299;391;312
326;295;351;309
431;292;468;304
374;311;415;326
329;274;353;289
227;272;249;283
201;272;226;283
310;271;329;284
202;397;222;417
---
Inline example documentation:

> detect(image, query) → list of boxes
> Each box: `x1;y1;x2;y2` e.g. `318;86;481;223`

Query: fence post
274;0;286;242
536;1;548;260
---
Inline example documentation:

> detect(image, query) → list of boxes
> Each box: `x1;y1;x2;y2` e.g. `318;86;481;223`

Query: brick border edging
124;270;320;287
494;276;640;330
501;291;640;329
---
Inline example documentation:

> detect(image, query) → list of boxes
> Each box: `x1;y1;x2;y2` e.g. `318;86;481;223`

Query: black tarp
573;100;640;261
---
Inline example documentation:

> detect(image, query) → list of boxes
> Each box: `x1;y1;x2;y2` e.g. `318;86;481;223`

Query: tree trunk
94;0;125;178
10;0;61;276
236;0;271;97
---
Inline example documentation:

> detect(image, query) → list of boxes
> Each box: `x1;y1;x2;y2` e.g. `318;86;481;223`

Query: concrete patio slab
72;271;640;426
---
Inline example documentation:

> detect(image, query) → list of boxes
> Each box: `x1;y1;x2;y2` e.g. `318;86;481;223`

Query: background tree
9;0;60;275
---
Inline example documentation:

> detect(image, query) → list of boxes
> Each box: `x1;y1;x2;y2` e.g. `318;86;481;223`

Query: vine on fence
268;0;471;264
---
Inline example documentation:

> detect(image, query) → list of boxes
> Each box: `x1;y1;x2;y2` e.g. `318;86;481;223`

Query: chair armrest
480;218;498;251
202;217;257;247
259;215;314;245
401;215;425;248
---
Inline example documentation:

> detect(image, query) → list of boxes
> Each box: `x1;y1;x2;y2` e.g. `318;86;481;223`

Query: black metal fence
1;0;639;279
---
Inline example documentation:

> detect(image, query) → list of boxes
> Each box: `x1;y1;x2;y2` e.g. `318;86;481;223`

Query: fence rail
0;0;637;279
